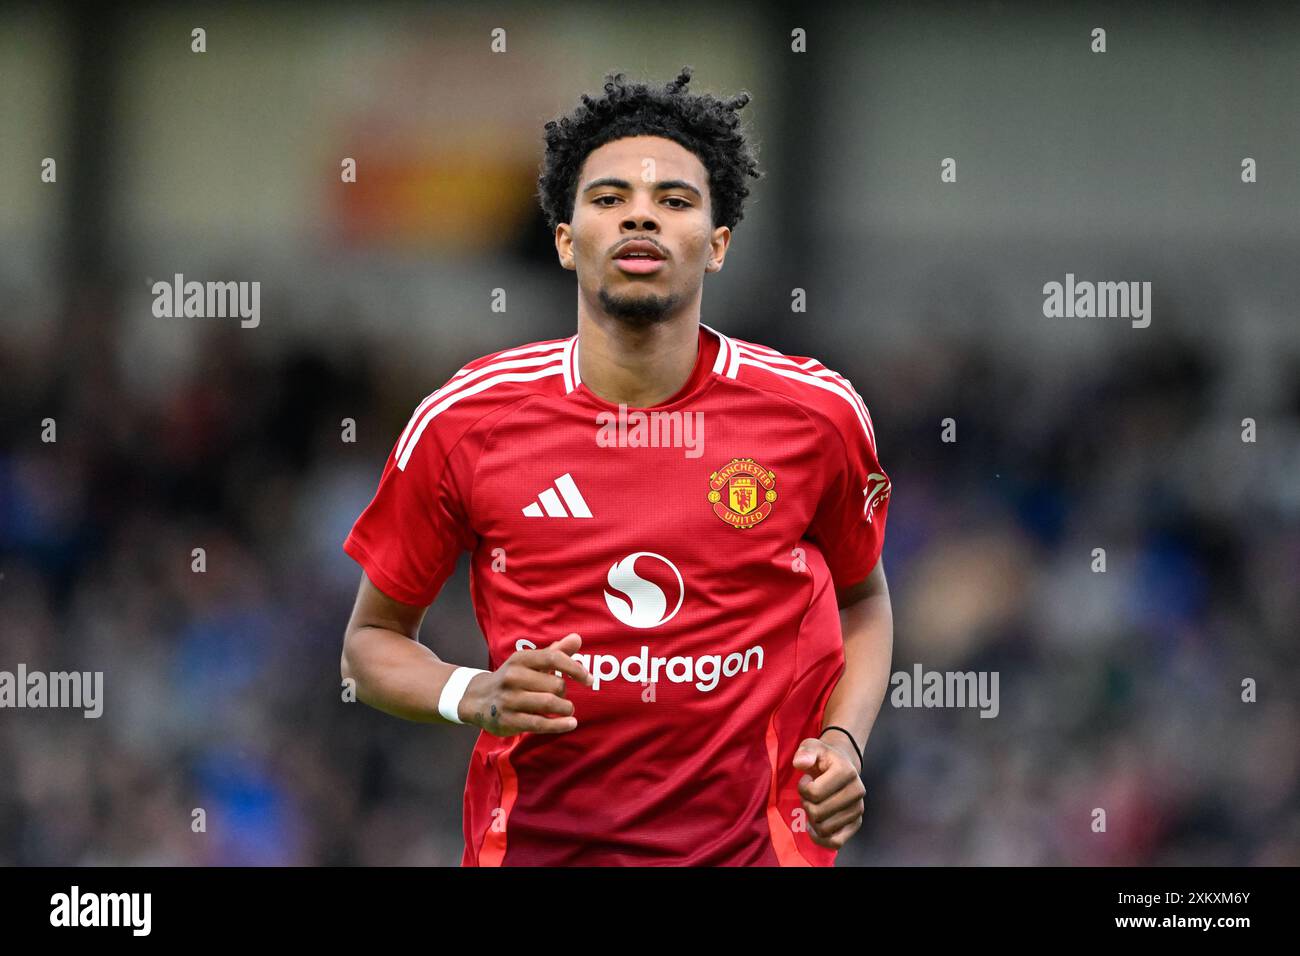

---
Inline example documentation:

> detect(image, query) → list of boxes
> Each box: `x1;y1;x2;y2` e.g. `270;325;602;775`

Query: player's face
556;135;731;327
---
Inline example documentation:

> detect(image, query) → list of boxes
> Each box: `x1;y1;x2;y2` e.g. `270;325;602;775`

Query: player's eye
593;195;689;208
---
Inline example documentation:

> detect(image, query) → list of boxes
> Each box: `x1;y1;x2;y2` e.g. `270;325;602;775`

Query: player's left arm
795;376;895;850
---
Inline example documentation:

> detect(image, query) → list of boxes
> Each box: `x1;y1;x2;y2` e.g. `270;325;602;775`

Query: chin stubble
597;285;683;326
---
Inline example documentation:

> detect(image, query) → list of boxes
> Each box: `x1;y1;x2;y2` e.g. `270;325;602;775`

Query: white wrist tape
438;666;488;725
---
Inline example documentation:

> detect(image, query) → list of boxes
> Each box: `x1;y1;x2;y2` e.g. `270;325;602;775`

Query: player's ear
555;223;576;270
705;224;731;273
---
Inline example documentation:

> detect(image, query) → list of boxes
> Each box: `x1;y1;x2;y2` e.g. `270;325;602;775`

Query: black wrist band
819;725;863;769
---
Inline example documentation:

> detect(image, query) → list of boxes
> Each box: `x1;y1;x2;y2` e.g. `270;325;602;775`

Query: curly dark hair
536;66;762;233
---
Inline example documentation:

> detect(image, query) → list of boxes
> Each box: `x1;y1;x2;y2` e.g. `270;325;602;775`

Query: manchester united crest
707;458;777;529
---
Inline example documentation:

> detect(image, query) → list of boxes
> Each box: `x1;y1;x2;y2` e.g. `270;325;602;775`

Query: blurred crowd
2;275;1296;866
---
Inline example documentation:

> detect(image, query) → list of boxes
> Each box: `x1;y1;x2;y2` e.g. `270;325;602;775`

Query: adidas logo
522;472;593;518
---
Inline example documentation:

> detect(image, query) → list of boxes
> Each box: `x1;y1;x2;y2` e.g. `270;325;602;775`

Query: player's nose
620;194;660;231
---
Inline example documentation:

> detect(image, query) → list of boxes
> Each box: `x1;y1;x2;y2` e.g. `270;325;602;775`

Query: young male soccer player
341;67;894;866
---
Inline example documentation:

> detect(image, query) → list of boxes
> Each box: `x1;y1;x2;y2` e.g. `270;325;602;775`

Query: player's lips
612;240;667;275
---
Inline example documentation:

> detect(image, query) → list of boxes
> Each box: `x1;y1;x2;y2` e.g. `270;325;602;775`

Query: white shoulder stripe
734;354;876;454
397;363;564;470
719;330;794;377
398;352;567;462
729;342;871;426
397;351;566;463
732;344;874;433
451;341;567;380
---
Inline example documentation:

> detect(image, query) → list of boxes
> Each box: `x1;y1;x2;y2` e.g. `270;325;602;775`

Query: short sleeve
342;400;477;607
806;396;892;590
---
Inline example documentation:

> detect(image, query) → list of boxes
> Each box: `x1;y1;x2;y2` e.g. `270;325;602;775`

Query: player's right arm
340;572;592;732
339;378;590;734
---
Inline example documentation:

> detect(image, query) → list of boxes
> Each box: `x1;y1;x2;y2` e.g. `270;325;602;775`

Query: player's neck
575;310;701;409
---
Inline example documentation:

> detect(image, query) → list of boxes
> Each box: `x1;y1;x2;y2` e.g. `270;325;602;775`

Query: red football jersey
343;322;892;865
